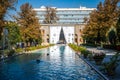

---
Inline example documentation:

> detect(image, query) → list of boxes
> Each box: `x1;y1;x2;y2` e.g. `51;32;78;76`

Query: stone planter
93;52;106;65
93;58;104;65
116;45;120;51
83;54;88;58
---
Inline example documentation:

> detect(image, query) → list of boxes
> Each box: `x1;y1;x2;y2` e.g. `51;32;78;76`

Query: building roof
33;6;96;11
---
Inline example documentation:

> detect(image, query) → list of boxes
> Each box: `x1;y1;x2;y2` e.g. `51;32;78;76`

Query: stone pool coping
0;46;51;61
85;46;120;80
69;46;109;80
74;52;109;80
81;56;109;80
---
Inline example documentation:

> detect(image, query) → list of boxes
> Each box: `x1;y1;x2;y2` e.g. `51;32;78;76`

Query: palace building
34;6;95;45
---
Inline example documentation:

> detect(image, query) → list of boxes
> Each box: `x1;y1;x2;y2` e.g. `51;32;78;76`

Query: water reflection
0;45;104;80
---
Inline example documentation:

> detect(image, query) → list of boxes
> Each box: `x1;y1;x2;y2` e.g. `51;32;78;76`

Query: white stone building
34;6;95;45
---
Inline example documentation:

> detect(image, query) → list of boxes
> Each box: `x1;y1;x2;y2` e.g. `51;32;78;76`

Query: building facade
34;6;95;45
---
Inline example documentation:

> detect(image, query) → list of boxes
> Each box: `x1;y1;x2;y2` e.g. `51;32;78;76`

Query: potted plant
103;52;120;76
93;52;106;65
81;49;90;58
116;45;120;51
88;52;93;61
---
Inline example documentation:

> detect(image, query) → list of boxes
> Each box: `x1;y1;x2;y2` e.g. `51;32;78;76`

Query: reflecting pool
0;45;104;80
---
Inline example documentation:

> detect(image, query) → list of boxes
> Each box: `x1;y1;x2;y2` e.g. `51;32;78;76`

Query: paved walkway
85;46;120;80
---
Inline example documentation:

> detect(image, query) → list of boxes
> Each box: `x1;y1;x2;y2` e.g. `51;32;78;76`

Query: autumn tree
43;7;59;24
82;3;105;44
15;3;41;46
0;0;17;40
82;0;120;44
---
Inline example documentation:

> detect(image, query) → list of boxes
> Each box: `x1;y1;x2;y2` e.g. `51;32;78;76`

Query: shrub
93;52;106;59
7;49;15;57
103;52;120;76
81;50;91;58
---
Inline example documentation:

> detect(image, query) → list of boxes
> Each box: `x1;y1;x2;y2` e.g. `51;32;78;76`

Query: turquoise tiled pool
0;45;105;80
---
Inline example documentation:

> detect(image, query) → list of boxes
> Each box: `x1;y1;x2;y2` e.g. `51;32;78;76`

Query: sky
16;0;104;10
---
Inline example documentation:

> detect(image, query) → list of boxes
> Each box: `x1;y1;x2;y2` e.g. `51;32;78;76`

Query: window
80;38;82;42
52;40;54;43
79;29;81;33
75;34;77;36
47;34;49;36
43;30;45;34
47;38;49;43
41;30;45;36
68;33;71;36
64;15;68;17
53;34;56;36
75;38;77;42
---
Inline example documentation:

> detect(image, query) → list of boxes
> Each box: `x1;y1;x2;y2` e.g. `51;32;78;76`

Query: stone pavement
85;46;120;80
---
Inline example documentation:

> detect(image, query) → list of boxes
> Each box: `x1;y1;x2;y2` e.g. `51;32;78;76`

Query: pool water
0;45;104;80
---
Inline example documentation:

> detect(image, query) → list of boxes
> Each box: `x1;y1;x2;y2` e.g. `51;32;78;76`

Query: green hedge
68;44;92;58
68;44;86;52
16;44;54;52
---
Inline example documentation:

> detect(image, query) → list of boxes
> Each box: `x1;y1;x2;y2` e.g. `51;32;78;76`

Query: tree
83;3;105;44
5;21;21;46
116;14;120;42
108;27;117;44
82;0;120;44
15;3;41;46
0;0;17;40
43;7;59;24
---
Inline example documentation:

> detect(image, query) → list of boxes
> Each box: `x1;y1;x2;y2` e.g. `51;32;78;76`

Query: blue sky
8;0;104;20
16;0;104;10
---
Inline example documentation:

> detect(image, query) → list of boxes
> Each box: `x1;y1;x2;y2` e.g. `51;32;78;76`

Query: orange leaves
82;0;120;41
16;3;41;41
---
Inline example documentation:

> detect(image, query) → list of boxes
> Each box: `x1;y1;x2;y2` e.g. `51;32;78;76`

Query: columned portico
40;24;84;45
49;26;74;44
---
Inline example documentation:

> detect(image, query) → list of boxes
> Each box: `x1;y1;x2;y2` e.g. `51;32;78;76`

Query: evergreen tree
116;15;120;42
108;27;117;44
